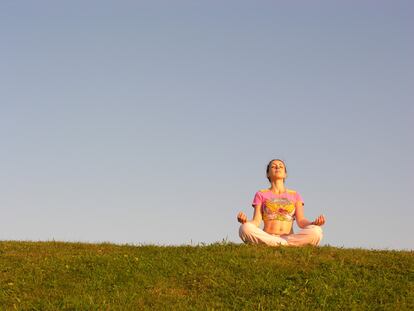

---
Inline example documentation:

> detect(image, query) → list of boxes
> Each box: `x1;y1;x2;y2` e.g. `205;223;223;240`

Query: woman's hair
266;159;287;183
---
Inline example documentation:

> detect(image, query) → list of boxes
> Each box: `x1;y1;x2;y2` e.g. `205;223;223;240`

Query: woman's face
267;160;287;182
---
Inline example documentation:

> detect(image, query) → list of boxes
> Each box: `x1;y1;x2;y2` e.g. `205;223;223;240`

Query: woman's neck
269;180;286;194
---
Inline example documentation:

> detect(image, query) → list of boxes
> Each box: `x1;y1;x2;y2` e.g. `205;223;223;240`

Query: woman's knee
307;225;323;242
239;222;256;237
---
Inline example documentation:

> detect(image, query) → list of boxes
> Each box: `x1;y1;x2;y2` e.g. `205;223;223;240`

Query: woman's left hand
312;215;325;226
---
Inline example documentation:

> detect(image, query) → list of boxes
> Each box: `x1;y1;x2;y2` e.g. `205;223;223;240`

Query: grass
0;241;413;310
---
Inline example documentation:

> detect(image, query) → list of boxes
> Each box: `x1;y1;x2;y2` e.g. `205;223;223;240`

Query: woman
237;159;325;246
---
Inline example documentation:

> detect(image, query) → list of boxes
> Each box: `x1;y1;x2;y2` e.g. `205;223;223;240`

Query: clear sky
1;1;413;250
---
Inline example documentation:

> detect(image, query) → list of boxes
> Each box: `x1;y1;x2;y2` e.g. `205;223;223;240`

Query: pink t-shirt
252;189;304;221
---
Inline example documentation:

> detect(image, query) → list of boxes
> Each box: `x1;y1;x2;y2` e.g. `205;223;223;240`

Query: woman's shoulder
253;189;271;198
286;189;304;204
286;189;299;194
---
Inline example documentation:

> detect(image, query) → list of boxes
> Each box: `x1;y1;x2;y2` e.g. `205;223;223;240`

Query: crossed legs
239;222;323;247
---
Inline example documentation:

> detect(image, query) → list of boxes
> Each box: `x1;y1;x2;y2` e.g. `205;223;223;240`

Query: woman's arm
294;201;326;229
249;205;263;227
237;204;263;227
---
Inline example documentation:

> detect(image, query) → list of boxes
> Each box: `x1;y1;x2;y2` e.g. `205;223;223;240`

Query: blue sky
1;1;413;249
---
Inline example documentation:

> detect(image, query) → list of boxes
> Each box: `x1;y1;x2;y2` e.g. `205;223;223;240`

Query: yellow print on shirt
263;198;295;221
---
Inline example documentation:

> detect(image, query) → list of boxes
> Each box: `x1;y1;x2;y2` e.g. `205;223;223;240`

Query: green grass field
0;241;413;310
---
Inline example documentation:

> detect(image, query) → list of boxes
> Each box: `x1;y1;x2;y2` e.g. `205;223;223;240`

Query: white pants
239;222;323;247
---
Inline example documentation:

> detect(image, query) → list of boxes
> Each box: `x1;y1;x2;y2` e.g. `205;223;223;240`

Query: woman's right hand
237;212;247;224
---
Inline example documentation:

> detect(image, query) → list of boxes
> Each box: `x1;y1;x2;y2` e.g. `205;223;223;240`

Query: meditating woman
237;159;325;246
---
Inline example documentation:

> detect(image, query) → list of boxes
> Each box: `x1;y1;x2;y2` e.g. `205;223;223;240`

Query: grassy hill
0;241;412;310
